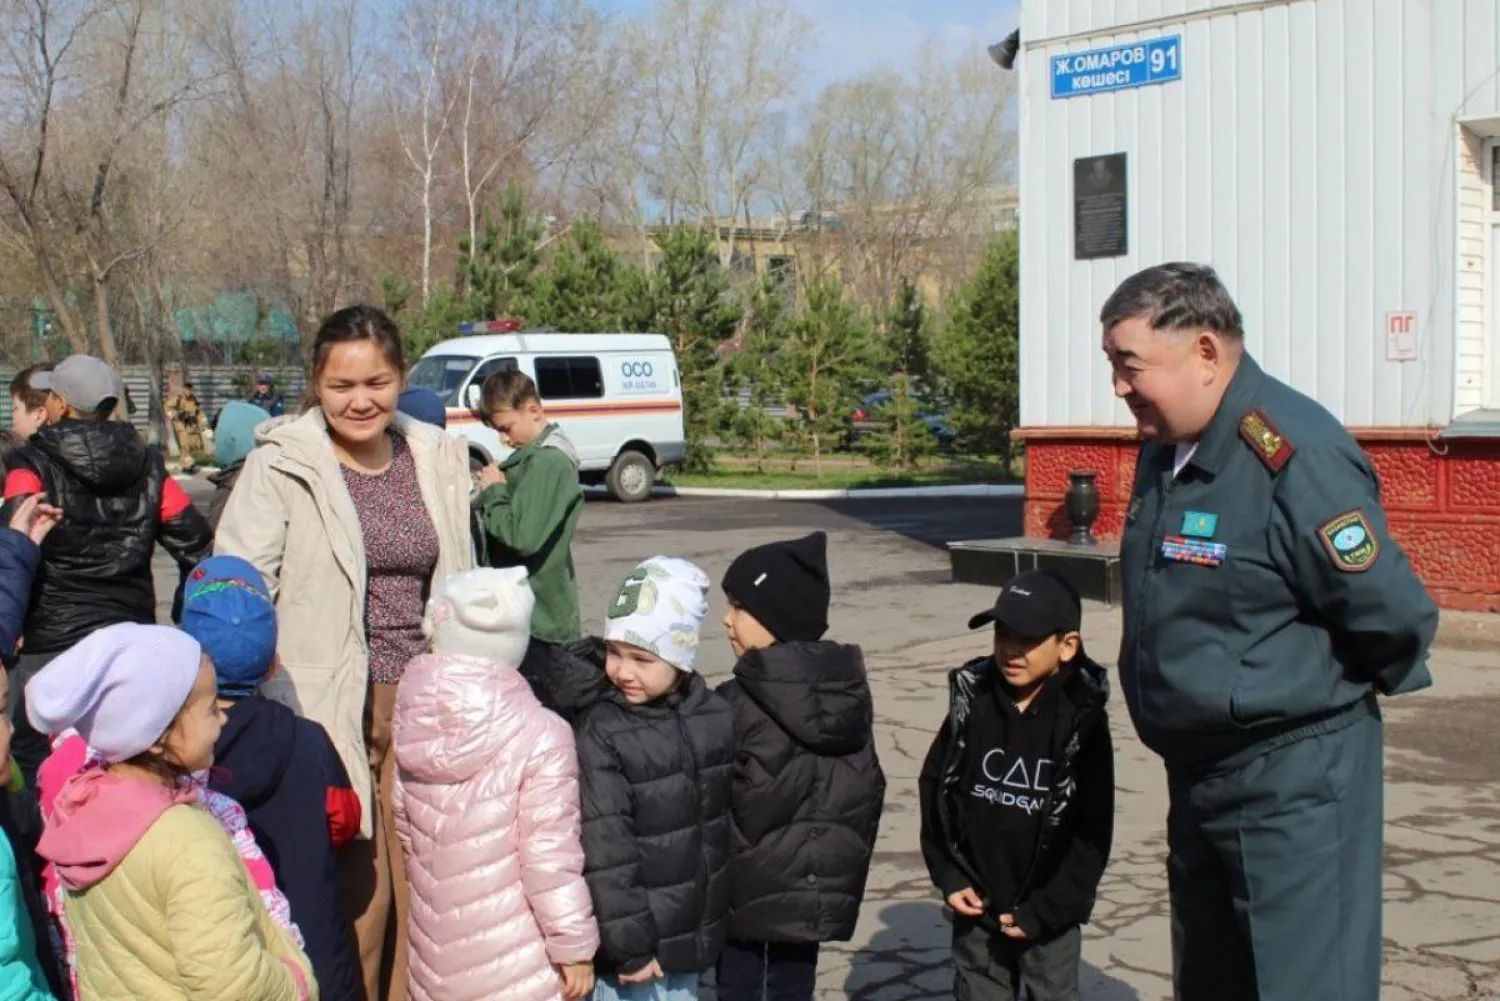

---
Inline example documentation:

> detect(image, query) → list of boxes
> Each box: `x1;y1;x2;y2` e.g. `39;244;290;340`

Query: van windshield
407;355;478;406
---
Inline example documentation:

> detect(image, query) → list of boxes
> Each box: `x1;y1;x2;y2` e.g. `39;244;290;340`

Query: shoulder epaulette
1238;408;1294;473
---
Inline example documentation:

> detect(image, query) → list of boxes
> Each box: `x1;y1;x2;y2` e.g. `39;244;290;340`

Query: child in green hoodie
474;369;584;648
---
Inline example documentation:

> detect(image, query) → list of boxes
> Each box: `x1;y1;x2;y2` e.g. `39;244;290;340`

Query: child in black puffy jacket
715;533;886;1001
529;556;734;1001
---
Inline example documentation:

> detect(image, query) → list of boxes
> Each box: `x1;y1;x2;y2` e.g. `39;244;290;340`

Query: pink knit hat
26;623;204;763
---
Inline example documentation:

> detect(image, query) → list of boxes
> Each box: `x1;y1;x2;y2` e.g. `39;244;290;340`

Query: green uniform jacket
476;424;584;644
1119;354;1438;770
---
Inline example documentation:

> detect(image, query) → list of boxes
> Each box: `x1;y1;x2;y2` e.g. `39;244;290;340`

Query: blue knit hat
398;387;447;429
180;556;278;698
214;401;271;469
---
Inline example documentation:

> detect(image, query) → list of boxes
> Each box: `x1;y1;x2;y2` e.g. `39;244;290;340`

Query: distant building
625;184;1020;308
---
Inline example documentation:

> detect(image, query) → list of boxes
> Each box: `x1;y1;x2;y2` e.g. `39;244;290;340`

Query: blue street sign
1051;35;1182;99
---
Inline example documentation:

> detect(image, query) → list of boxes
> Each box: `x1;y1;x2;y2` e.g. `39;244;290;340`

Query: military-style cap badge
1318;509;1380;572
1238;408;1294;473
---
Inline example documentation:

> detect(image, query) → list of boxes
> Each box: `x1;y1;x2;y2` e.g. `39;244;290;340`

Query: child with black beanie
715;532;886;1001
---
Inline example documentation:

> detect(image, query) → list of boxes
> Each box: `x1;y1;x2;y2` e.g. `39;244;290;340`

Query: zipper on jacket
1010;684;1106;911
673;702;710;958
937;669;986;894
1127;455;1175;711
673;704;701;797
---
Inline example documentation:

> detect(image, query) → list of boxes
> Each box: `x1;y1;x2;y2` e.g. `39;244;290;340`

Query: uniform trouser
174;428;204;459
1167;707;1384;1001
338;682;409;1001
951;916;1081;1001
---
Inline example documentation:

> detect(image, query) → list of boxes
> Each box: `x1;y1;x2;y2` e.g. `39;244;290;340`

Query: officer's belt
1168;691;1379;781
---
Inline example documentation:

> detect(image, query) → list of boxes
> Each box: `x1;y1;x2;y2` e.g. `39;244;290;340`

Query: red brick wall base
1017;427;1500;612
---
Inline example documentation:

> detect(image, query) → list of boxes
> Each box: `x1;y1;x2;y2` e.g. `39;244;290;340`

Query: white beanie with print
603;556;711;674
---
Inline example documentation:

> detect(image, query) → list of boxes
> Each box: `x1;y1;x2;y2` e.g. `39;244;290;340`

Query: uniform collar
1178;351;1265;478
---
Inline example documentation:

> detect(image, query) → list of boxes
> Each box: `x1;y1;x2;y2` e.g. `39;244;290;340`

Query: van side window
461;356;516;409
534;356;605;400
471;356;518;387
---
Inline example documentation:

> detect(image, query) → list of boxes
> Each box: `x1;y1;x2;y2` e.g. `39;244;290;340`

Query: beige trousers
338;682;409;1001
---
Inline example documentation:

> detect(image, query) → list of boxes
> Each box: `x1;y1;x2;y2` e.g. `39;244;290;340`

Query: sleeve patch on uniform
1318;509;1380;572
1238;409;1294;473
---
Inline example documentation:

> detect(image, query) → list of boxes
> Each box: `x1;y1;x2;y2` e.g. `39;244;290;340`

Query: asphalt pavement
159;481;1500;1000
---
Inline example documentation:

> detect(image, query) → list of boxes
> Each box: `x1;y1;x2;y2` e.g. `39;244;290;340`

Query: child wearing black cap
919;569;1114;1001
715;532;885;1001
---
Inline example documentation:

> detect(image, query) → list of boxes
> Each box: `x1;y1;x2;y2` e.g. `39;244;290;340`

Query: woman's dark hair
309;305;407;382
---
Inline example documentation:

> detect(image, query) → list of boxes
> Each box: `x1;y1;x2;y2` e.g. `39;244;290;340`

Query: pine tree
529;218;624;332
778;276;875;477
864;278;937;469
724;273;791;470
405;288;472;361
646;227;741;471
614;265;661;334
887;277;931;390
382;272;465;360
381;273;414;317
936;232;1020;463
461;183;544;322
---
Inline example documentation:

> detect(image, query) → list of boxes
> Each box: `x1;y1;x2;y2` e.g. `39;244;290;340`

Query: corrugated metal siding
1023;0;1280;44
1018;0;1500;429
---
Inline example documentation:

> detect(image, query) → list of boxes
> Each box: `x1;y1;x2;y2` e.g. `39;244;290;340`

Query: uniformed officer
1101;263;1438;1001
247;372;285;418
166;381;206;461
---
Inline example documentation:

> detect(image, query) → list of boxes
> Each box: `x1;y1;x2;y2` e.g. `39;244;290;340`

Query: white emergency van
406;324;685;502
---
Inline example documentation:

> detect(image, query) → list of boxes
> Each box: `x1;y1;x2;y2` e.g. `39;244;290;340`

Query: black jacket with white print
919;652;1114;939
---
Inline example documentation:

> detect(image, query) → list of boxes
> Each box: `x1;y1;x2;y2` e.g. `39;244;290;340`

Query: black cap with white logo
967;569;1082;637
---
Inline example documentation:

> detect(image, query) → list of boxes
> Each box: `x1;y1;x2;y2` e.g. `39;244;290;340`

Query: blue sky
605;0;1019;92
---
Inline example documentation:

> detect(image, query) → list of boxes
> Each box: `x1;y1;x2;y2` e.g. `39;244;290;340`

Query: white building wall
1018;0;1500;430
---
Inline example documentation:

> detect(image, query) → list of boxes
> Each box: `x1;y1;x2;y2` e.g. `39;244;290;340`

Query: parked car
407;324;685;502
845;391;957;450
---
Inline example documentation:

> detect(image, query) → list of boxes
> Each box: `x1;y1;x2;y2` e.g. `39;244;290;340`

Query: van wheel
607;450;656;503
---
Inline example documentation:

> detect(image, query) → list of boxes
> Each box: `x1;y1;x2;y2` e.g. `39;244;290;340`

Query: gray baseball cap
33;355;120;413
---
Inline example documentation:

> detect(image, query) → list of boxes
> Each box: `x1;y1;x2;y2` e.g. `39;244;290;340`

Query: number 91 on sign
1051;35;1182;100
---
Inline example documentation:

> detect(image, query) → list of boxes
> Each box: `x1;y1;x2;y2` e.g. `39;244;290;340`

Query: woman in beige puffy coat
216;306;473;1001
395;568;598;1001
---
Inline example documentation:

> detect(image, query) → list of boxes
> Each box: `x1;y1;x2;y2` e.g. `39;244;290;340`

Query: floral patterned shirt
342;434;440;684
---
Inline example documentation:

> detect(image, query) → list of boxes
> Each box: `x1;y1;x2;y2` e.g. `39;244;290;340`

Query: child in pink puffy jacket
394;567;599;1001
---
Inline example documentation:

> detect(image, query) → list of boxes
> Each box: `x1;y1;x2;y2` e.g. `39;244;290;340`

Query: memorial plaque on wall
1074;153;1128;260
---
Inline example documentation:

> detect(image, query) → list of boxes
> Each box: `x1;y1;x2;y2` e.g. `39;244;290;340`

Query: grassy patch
664;457;1019;491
